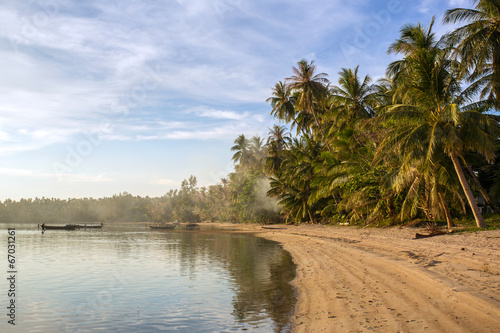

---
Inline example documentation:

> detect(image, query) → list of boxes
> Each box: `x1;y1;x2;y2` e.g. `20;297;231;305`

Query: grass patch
452;214;500;233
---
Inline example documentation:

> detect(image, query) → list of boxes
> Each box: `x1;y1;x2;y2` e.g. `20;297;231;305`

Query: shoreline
201;223;500;332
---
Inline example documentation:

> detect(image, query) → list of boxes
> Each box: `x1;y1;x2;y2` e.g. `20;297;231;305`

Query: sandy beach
203;223;500;332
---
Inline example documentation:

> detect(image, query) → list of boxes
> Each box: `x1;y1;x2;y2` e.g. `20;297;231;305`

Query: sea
0;223;296;332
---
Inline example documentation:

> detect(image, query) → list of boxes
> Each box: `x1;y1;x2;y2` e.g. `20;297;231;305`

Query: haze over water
0;223;296;332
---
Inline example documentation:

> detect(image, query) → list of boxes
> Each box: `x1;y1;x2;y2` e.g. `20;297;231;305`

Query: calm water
0;223;296;332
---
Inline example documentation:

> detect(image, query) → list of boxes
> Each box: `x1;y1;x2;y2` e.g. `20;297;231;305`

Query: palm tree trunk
438;191;454;228
308;209;315;224
463;161;496;213
493;47;500;110
450;153;487;228
294;119;309;138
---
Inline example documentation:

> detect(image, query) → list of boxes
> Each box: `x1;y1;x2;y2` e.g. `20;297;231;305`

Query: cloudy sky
0;0;470;200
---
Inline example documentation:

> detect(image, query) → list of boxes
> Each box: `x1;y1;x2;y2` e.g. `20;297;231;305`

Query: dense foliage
263;2;500;227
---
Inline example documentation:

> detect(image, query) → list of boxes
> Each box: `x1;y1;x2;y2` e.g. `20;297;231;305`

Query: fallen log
415;231;447;239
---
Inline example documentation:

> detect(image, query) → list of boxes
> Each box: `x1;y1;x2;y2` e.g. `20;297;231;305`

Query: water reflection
0;224;295;332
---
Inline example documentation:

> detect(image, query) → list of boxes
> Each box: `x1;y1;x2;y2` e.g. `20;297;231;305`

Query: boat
185;223;200;229
149;223;178;230
75;223;104;229
40;224;79;230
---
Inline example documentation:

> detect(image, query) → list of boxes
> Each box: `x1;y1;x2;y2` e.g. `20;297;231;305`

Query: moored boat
75;223;104;229
40;224;78;230
149;223;178;230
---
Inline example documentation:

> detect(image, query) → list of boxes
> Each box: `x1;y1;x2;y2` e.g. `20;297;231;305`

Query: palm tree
267;81;296;123
266;125;292;175
389;144;464;228
267;81;315;137
267;125;291;149
249;136;266;170
286;59;333;152
383;20;499;228
286;59;329;125
330;66;377;126
268;136;323;224
387;17;445;84
231;134;250;168
444;0;500;109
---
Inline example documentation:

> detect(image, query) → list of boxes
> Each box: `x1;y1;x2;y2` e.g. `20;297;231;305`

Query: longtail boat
149;223;178;230
41;224;78;230
75;223;104;229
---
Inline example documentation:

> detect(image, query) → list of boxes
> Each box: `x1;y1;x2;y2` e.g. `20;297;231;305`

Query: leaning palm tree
443;0;500;109
383;20;499;228
390;143;465;228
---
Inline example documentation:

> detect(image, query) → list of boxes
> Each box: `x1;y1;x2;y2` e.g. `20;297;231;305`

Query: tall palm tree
231;135;267;171
389;17;498;210
286;59;333;152
383;21;499;228
444;0;500;109
286;59;329;126
387;17;445;84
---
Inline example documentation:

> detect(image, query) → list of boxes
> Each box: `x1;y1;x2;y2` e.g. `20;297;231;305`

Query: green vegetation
1;2;499;228
450;214;500;232
262;2;500;228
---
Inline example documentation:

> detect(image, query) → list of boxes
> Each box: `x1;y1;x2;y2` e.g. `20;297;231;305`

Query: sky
0;0;471;200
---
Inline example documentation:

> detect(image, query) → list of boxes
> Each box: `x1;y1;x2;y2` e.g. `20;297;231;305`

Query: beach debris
414;223;451;239
414;231;447;239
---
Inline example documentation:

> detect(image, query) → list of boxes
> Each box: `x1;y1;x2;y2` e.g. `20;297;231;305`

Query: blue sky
0;0;470;200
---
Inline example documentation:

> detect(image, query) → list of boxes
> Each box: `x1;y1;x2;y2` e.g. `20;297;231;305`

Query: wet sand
202;223;500;332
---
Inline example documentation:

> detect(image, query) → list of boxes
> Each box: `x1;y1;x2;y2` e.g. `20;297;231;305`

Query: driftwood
415;230;447;239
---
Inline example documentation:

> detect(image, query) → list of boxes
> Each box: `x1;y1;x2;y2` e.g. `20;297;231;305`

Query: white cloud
0;0;360;156
190;108;250;120
0;131;13;142
59;173;113;183
152;178;180;186
0;167;112;182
